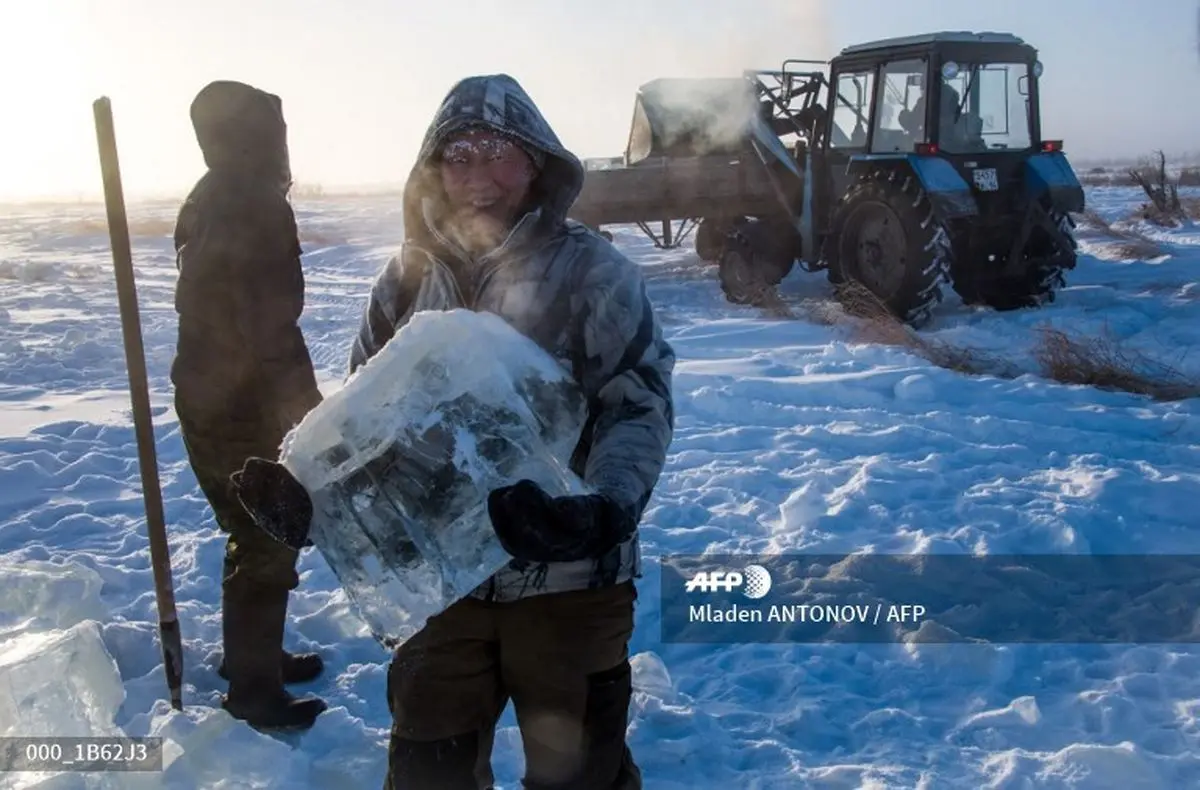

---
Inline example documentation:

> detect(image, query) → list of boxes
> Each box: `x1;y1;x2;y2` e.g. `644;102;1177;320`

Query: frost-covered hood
402;74;585;245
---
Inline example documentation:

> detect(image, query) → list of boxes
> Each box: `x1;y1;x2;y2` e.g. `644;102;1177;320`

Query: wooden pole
92;96;184;711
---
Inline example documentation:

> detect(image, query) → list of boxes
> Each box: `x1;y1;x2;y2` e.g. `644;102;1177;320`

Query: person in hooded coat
171;79;327;731
349;73;676;789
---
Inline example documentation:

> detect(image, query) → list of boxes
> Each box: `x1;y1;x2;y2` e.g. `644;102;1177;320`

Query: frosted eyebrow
441;138;517;162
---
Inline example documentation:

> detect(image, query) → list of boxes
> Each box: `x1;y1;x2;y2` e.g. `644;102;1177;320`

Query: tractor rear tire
717;218;797;305
949;207;1077;311
824;169;951;327
695;218;727;262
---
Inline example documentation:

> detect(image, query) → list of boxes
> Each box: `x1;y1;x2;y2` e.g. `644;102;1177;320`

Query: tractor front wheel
824;169;951;326
717;218;797;305
695;218;728;262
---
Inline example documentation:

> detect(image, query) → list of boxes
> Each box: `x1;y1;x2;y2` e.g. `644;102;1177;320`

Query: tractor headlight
941;61;960;80
1032;61;1044;78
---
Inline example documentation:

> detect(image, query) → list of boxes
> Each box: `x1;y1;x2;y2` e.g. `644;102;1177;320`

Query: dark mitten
486;479;635;563
231;457;314;551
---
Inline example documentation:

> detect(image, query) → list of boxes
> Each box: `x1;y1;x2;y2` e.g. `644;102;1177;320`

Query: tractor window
938;62;1033;153
871;59;927;153
829;70;873;149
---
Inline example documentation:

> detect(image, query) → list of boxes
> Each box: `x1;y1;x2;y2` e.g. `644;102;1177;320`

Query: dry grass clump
1074;210;1167;260
57;215;345;247
63;216;175;238
1128;151;1192;228
299;228;347;246
823;281;1018;377
794;281;1199;402
1031;325;1200;402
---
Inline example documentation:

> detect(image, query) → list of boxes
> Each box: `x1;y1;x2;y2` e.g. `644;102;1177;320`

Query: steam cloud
452;0;833;161
631;77;765;161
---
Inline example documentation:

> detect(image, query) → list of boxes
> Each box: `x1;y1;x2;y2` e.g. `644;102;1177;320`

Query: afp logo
684;564;773;599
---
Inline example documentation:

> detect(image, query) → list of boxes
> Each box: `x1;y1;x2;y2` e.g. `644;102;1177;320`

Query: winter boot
217;650;324;685
220;584;327;731
215;555;324;685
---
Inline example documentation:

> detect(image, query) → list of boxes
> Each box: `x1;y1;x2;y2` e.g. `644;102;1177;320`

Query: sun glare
0;4;95;202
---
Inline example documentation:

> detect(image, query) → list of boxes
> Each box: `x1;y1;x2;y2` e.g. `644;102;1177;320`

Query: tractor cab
798;32;1084;324
822;32;1054;201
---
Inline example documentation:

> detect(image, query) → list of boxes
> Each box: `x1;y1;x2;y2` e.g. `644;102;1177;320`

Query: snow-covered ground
1;186;1198;789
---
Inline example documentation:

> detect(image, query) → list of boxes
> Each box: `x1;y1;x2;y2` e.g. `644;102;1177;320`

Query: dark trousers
175;395;301;596
383;581;642;790
176;390;318;691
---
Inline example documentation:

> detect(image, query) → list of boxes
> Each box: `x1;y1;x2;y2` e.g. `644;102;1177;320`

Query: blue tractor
569;31;1085;326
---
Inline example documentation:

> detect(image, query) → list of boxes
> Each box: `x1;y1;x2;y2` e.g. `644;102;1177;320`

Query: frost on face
436;130;540;256
279;309;590;648
441;136;519;164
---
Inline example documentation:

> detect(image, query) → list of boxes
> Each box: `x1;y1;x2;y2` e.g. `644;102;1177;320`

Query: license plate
972;168;999;191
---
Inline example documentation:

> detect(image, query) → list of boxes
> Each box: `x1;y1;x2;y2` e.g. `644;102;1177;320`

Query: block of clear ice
279;309;590;647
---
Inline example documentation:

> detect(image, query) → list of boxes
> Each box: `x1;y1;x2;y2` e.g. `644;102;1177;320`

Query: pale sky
1;0;1197;201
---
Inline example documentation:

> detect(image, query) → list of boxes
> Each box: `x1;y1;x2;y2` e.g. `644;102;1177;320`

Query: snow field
0;186;1198;788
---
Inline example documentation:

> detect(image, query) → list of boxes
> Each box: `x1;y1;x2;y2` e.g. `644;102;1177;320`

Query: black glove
231;457;314;551
486;479;636;563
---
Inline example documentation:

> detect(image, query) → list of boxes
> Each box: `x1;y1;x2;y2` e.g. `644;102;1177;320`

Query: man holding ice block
350;74;674;789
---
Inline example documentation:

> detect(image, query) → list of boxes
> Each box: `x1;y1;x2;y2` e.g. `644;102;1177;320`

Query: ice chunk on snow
0;621;124;738
281;309;589;646
0;560;121;737
631;651;677;703
0;560;107;639
0;560;174;788
144;706;309;788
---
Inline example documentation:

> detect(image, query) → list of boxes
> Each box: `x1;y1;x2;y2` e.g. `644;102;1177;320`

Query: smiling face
438;128;539;255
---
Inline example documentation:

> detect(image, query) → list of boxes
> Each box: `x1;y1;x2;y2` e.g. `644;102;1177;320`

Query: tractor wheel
695;218;727;261
717;218;797;305
824;169;951;326
949;206;1077;311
